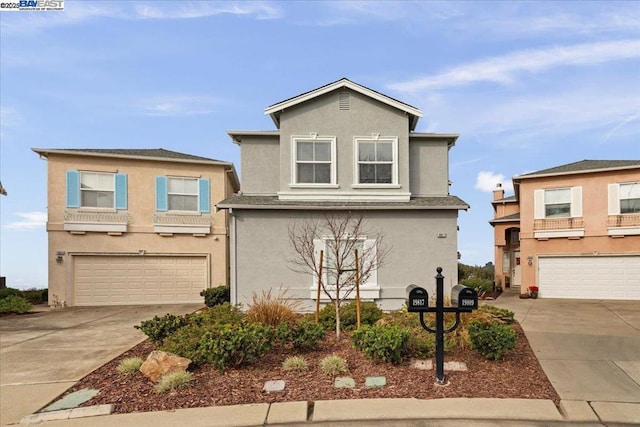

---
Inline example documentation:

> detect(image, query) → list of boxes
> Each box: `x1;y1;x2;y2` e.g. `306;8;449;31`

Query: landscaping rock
410;359;433;370
140;351;191;383
444;361;468;371
365;376;386;388
263;380;285;392
334;377;356;388
41;389;100;412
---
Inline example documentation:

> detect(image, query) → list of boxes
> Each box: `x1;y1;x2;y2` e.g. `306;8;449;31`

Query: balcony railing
607;214;640;227
534;217;584;230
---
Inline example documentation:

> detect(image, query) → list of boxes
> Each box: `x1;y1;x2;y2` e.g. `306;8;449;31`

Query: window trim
167;176;199;213
290;135;337;187
353;135;398;188
79;171;116;209
619;182;640;215
534;187;582;220
309;236;380;300
543;187;571;219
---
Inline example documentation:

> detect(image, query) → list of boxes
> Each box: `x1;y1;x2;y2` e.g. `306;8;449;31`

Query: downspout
229;208;237;305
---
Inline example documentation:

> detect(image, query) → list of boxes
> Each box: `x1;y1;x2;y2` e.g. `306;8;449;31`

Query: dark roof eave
218;204;469;211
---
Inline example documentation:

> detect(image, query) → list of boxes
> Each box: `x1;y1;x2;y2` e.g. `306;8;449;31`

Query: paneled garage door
74;255;207;306
538;255;640;300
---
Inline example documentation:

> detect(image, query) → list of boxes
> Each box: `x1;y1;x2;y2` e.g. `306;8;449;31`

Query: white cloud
0;1;281;34
135;1;281;20
475;172;513;193
0;107;25;135
4;212;47;230
389;40;640;92
137;95;218;117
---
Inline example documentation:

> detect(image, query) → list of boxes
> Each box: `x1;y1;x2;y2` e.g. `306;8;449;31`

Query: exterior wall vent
339;92;350;110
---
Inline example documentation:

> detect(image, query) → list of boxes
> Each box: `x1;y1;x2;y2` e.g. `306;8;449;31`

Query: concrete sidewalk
0;304;201;425
492;289;640;424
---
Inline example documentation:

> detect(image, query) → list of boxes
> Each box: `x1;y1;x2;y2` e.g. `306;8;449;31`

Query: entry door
512;251;521;287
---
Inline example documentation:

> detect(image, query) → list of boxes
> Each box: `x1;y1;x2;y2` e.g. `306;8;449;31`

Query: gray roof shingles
39;148;226;163
217;194;469;210
518;160;640;178
490;213;520;224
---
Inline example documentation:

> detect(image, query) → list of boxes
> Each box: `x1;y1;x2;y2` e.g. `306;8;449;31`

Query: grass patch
320;354;348;376
154;371;193;393
282;355;308;372
117;357;143;375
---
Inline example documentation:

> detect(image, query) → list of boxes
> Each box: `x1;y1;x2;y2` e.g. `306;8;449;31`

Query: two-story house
33;148;239;307
491;160;640;300
217;79;469;310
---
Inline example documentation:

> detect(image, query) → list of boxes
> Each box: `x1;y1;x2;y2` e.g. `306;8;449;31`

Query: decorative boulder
140;350;191;383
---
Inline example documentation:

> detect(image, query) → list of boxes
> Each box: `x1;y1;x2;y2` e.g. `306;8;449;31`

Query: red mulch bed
63;321;559;414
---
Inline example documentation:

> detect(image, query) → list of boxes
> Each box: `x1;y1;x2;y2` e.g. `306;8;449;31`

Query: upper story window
155;175;210;213
168;177;198;211
620;182;640;214
80;172;114;208
354;136;398;185
292;135;336;186
544;188;571;218
66;170;127;210
534;187;582;220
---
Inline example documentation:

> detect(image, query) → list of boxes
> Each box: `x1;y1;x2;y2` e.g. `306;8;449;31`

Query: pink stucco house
491;160;640;300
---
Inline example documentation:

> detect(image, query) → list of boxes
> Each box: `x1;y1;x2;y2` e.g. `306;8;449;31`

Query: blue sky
1;1;639;289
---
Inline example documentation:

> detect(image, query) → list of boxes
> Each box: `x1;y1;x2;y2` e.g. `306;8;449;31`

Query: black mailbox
407;285;429;312
451;284;478;311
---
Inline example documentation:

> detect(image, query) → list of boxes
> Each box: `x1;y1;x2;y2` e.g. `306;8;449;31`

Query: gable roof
515;160;640;180
264;78;423;131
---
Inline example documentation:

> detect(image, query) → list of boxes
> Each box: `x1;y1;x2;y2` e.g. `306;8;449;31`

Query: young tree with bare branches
288;212;390;339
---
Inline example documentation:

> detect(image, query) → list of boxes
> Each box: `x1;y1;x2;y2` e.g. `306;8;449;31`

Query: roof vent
339;92;350;110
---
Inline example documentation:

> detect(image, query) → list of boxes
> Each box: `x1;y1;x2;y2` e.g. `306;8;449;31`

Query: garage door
539;256;640;300
74;255;207;306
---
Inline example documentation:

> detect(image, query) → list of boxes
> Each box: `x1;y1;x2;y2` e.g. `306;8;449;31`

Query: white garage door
74;255;207;306
539;256;640;300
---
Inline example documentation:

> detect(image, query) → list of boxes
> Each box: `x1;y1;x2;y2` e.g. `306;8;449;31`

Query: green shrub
0;295;33;314
160;324;207;364
198;323;274;372
461;277;493;293
320;354;348;376
468;320;517;360
117;357;143;375
154;371;193;393
189;303;244;327
276;317;326;351
0;288;23;300
282;355;308;372
246;288;300;327
135;313;189;344
21;289;48;305
319;301;383;331
200;285;230;308
352;324;410;364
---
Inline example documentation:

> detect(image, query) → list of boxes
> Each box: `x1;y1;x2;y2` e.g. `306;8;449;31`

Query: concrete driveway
0;304;201;425
493;290;640;418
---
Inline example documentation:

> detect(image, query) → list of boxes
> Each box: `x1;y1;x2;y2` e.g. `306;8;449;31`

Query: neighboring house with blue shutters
32;148;239;307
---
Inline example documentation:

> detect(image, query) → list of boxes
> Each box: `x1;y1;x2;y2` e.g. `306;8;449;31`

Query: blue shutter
115;173;128;210
198;178;210;213
66;170;80;208
155;176;168;212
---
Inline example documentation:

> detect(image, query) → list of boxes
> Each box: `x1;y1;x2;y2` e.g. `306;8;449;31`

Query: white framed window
311;236;380;299
544;188;571;218
80;172;115;208
167;177;199;211
155;176;209;214
534;187;582;219
620;182;640;214
354;136;398;186
292;135;336;186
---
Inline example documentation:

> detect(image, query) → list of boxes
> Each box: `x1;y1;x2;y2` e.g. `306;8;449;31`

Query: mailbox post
407;267;478;384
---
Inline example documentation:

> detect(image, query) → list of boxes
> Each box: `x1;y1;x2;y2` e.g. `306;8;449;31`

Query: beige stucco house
218;79;469;311
491;160;640;299
33;148;239;307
